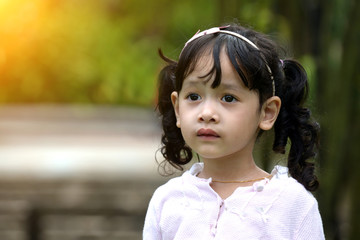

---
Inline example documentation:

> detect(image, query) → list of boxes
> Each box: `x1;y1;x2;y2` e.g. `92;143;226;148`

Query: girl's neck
197;155;267;182
197;154;270;200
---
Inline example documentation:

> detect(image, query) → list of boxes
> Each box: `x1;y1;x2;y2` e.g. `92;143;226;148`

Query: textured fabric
143;163;325;240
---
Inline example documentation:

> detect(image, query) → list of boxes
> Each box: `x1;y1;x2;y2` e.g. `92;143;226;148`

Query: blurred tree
324;1;360;239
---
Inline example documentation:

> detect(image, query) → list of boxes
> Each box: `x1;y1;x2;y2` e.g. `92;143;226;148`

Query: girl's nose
198;103;219;123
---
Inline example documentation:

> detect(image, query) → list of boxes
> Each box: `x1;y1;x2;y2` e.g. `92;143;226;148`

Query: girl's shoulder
149;174;186;205
149;163;207;205
268;165;318;206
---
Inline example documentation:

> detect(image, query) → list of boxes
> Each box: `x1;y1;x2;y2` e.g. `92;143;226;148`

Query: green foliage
0;0;163;105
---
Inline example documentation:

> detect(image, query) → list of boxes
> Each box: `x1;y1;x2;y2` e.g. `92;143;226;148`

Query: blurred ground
0;104;162;180
0;104;166;240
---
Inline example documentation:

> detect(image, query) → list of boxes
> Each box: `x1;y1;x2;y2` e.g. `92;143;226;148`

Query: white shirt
143;163;325;239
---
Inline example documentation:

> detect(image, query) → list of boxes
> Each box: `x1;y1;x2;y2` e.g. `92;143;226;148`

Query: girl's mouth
197;128;220;138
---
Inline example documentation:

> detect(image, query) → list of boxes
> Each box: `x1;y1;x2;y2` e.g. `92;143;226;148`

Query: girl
144;24;325;239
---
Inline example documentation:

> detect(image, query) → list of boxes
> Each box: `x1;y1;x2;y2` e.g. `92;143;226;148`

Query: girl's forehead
186;45;224;77
189;53;214;75
184;50;246;89
183;53;214;86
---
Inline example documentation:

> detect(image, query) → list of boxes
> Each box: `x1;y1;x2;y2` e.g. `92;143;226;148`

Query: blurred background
0;0;358;239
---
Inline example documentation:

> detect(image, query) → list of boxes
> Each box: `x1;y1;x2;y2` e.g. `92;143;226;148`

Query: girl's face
171;50;275;162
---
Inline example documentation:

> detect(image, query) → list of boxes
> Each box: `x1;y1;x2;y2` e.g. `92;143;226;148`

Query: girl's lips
197;128;220;138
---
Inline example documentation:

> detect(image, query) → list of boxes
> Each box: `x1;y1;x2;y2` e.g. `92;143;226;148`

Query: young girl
144;24;325;239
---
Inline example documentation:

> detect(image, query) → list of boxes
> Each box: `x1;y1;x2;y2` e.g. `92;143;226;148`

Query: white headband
182;26;275;96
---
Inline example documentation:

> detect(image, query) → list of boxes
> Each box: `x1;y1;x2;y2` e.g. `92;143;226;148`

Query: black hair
156;24;320;191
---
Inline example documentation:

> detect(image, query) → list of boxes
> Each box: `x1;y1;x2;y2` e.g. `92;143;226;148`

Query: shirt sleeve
143;195;162;240
294;200;325;240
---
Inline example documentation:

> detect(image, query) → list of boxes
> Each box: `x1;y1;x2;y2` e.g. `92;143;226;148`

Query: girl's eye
221;95;237;103
187;93;201;101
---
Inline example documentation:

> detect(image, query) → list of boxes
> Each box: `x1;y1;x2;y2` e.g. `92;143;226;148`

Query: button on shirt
143;163;325;240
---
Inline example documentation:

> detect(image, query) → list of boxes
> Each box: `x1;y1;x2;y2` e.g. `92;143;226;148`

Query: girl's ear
171;91;181;128
259;96;281;131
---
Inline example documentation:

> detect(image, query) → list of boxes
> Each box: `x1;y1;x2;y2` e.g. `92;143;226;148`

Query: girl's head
157;24;320;191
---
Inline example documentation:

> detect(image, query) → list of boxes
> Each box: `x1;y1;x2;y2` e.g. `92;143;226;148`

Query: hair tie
280;59;284;68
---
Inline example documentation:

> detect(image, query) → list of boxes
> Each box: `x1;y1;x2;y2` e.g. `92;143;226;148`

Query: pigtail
157;49;193;172
273;59;320;191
